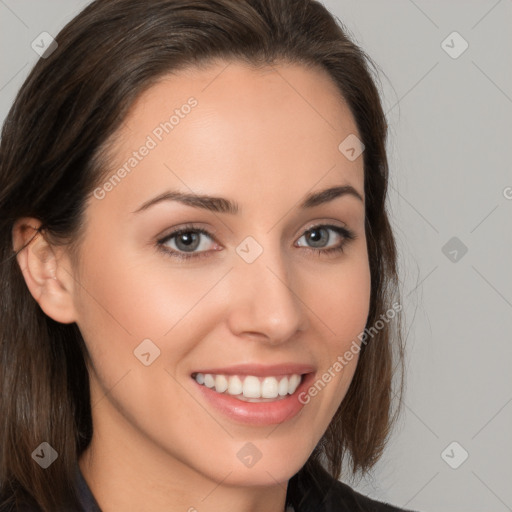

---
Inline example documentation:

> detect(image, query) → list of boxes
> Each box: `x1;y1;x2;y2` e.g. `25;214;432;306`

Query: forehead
94;60;364;215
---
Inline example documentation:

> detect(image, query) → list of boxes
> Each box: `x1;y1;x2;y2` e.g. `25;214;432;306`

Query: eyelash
156;223;356;261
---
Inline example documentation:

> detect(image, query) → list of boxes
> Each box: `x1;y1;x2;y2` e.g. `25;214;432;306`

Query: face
66;61;371;487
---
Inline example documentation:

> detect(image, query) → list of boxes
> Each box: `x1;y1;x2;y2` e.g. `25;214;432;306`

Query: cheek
305;250;371;409
74;239;219;339
316;251;372;341
335;255;372;370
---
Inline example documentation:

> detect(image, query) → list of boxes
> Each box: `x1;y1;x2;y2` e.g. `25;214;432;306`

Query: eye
157;224;217;260
295;224;356;256
156;223;356;261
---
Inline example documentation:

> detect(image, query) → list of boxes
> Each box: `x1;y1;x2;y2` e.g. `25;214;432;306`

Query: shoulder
288;461;419;512
322;477;417;512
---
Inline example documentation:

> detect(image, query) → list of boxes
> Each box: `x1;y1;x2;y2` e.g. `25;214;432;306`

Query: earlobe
12;218;78;324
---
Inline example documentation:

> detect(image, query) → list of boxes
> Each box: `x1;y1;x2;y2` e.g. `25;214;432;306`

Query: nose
226;241;308;345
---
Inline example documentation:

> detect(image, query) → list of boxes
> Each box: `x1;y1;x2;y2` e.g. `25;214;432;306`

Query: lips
193;365;315;426
189;363;317;425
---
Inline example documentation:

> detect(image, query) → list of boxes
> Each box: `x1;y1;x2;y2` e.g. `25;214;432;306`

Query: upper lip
191;363;316;377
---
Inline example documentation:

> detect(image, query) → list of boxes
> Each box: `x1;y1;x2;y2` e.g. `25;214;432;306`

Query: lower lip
191;373;316;426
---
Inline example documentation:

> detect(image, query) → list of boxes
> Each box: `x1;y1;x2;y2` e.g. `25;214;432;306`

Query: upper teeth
193;373;302;399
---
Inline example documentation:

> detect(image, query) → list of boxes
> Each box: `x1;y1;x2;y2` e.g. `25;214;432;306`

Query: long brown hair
0;0;405;510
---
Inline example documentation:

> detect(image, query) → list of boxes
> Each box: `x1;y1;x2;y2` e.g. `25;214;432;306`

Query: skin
13;60;371;512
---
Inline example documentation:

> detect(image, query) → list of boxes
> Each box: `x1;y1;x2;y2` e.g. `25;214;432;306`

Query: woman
0;0;412;510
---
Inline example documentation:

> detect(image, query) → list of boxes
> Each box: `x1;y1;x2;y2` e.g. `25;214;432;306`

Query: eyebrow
132;184;363;215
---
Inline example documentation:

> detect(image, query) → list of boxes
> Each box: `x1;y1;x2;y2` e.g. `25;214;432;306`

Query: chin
211;450;308;488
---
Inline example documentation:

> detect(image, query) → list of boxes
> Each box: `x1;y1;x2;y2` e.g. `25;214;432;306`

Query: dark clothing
285;461;417;512
74;464;101;512
7;461;417;511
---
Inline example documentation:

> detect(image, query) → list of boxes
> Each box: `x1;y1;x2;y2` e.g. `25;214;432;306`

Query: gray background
1;1;511;511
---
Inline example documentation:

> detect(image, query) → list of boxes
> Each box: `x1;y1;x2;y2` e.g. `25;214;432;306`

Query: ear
12;218;78;324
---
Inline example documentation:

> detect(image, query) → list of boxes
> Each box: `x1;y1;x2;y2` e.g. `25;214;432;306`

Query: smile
192;372;303;401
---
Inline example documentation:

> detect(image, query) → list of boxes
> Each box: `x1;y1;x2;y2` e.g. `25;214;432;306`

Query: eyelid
157;222;218;241
300;219;348;235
